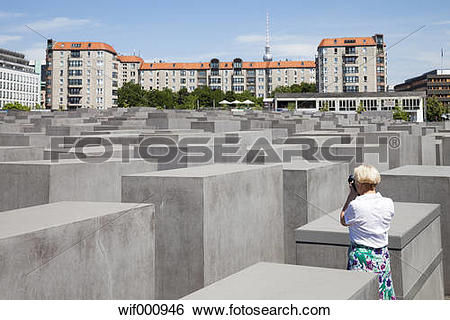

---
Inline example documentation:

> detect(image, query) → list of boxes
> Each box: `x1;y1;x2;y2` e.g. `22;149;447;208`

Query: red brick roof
52;42;117;54
140;60;315;70
117;55;144;63
318;37;376;47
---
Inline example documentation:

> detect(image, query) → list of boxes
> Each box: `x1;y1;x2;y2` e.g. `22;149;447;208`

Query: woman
340;164;396;300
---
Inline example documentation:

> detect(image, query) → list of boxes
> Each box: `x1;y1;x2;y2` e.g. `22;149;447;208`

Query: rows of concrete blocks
1;108;450;170
0;160;448;300
1;129;450;174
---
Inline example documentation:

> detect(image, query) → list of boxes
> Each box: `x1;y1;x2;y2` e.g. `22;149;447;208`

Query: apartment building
316;34;387;93
0;48;40;109
45;39;119;110
117;55;144;87
139;58;316;98
395;69;450;107
45;38;315;109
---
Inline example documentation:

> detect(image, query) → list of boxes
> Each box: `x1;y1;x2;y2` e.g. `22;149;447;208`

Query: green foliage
319;101;329;112
271;82;317;97
117;82;267;110
3;102;31;111
426;96;448;122
356;101;366;114
117;82;147;107
287;102;296;111
393;105;410;121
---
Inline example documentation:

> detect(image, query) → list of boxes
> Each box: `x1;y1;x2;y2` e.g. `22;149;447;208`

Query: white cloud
433;20;450;26
0;35;22;45
234;33;318;59
0;11;24;18
22;43;46;62
25;17;93;32
273;43;316;57
235;34;265;44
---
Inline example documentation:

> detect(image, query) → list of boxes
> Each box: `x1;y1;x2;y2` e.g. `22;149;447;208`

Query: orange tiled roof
117;55;144;63
140;60;315;70
52;42;117;54
318;37;376;47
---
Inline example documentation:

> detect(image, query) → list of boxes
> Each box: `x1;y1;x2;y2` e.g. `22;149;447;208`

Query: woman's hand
348;183;358;200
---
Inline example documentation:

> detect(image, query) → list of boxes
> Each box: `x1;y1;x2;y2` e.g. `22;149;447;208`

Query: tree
356;101;366;114
156;88;176;109
117;82;148;107
426;96;448;122
393;105;410;121
3;102;31;111
271;82;317;97
319;101;329;112
176;87;190;106
177;94;198;110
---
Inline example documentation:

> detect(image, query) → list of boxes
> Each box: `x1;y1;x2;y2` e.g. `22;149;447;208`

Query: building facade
0;48;40;109
29;60;47;107
117;55;144;87
45;40;119;110
274;91;425;122
45;39;316;109
394;69;450;107
139;58;316;98
316;34;387;94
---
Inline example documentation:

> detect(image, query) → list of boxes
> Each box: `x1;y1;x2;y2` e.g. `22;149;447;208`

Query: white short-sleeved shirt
344;192;394;248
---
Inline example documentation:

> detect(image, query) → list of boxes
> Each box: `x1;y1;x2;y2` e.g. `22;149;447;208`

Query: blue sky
0;0;449;85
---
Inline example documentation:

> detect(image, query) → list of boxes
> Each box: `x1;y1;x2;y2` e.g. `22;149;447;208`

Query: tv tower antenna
263;12;273;62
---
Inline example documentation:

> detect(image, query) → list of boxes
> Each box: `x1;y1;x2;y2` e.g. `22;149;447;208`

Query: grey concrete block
122;163;284;299
182;262;378;300
0;146;43;161
442;136;450;165
295;202;443;299
282;161;348;264
0;159;157;212
379;166;450;294
0;201;155;299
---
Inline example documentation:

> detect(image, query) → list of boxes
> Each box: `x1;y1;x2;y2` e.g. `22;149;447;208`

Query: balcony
67;91;82;97
247;77;256;84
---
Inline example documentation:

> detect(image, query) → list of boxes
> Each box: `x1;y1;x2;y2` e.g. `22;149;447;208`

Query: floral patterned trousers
347;243;396;300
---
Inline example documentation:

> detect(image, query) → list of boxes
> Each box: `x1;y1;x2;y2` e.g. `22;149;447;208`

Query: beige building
316;35;386;93
45;39;316;109
117;55;143;87
139;58;316;98
45;40;119;110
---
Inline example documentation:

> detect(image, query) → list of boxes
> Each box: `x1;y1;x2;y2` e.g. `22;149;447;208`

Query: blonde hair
354;164;381;187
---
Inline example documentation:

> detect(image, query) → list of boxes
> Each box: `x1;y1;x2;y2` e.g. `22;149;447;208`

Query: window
334;48;338;54
344;76;358;83
70;51;80;58
344;66;359;74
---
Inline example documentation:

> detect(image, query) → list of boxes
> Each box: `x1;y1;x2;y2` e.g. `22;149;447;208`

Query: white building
0;48;40;109
274;91;425;122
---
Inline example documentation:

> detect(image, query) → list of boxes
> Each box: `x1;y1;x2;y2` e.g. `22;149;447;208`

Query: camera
348;174;358;193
